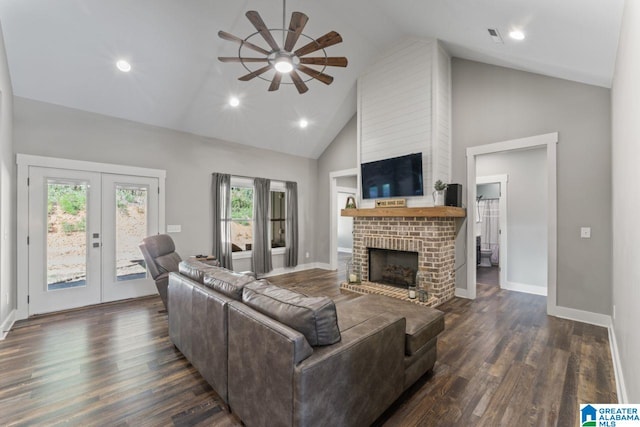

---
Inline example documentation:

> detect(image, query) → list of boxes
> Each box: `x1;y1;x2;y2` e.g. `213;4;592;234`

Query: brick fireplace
342;207;464;307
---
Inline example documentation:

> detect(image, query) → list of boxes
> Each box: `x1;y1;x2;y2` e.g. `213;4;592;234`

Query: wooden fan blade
218;31;270;56
294;31;343;57
238;65;272;81
284;12;309;52
299;57;348;67
269;73;282;91
289;70;309;94
218;57;269;63
297;65;333;85
246;11;280;51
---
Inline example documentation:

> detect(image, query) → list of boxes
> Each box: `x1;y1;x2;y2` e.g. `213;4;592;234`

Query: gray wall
476;147;547;291
13;97;319;274
0;21;14;331
315;114;357;263
452;58;612;315
336;176;357;188
611;0;640;403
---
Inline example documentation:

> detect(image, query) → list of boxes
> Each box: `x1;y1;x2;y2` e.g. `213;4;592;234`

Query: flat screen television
361;153;424;199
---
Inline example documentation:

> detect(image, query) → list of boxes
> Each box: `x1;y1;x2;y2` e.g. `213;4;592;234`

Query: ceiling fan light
274;58;294;73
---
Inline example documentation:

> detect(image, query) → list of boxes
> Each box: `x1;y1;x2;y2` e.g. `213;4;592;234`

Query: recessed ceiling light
299;119;308;129
116;59;131;72
229;96;240;107
509;30;525;41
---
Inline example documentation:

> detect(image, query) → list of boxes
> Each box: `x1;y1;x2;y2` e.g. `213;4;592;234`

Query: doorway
475;175;508;288
17;155;166;318
465;132;558;316
329;168;358;270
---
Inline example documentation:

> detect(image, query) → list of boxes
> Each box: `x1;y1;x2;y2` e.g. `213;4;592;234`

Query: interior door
101;174;159;302
28;167;102;314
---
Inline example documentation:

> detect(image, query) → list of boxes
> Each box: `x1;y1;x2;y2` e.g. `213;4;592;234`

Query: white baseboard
312;262;333;270
503;281;548;296
548;305;611;328
455;288;469;298
337;247;353;254
0;309;16;340
608;323;628;403
260;262;333;278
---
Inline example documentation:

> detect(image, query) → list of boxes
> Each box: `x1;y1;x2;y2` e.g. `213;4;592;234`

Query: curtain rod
212;172;295;184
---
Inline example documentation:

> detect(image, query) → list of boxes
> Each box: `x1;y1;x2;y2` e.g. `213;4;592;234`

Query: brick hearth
351;216;457;306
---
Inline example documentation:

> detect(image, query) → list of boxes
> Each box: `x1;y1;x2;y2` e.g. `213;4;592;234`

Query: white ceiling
0;0;625;159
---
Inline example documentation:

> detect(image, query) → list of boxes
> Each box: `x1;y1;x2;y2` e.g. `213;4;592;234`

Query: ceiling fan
217;0;348;94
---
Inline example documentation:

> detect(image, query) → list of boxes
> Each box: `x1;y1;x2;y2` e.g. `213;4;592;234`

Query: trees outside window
231;186;253;251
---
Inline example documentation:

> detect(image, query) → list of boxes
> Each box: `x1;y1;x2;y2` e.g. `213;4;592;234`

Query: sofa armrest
168;272;235;402
293;312;406;427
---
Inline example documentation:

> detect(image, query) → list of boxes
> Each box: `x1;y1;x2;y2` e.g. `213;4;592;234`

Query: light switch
167;224;181;233
580;227;591;239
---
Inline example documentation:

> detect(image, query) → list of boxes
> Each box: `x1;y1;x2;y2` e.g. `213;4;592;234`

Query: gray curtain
285;181;298;267
252;178;272;274
212;173;233;270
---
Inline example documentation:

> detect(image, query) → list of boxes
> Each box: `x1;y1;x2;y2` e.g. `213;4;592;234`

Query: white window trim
233;251;252;259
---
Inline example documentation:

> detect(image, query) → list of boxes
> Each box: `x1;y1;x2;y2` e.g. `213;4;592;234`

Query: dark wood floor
0;267;616;426
476;266;499;287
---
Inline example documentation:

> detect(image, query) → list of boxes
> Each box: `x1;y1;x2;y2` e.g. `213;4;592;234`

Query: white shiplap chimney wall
356;39;451;208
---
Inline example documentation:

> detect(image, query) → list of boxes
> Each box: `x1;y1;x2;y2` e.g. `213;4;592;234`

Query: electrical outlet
305;252;310;259
580;227;591;239
613;304;616;320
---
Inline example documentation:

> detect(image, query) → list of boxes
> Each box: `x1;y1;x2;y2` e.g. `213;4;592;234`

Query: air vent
488;28;504;44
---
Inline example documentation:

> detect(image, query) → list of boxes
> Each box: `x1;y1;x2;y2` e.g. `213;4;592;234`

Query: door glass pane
47;181;88;290
116;185;148;281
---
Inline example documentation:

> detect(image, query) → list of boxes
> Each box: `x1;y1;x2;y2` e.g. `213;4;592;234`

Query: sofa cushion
242;280;341;346
203;269;256;301
155;252;182;274
358;295;445;356
179;259;220;283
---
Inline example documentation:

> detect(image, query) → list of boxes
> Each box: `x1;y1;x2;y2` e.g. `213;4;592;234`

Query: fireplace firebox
368;248;419;287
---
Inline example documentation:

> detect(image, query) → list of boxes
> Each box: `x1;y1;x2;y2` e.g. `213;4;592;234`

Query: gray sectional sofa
168;259;445;427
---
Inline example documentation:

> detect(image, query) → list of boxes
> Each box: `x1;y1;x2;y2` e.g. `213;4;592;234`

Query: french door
28;167;159;315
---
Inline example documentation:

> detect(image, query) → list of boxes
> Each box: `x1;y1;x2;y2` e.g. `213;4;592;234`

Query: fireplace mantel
341;206;466;218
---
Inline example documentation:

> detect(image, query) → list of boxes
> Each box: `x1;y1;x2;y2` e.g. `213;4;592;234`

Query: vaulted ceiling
0;0;625;158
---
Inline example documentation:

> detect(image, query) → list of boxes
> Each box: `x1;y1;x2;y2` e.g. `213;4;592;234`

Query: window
230;178;287;255
230;185;253;252
271;191;286;248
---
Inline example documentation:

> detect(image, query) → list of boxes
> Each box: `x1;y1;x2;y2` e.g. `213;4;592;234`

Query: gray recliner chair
139;234;182;310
